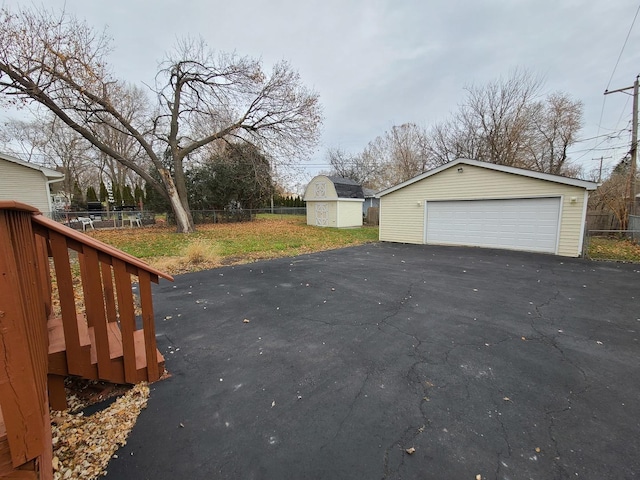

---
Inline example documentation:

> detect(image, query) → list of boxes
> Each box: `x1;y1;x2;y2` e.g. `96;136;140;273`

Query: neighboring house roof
362;187;377;198
325;176;365;199
0;152;64;181
376;158;598;197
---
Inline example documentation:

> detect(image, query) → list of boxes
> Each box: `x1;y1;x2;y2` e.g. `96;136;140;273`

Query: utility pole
592;156;612;183
605;75;639;219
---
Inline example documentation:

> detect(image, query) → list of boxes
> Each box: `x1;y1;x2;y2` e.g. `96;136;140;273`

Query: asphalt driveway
106;243;640;479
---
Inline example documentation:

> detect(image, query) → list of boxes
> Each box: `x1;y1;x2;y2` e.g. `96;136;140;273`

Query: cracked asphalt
106;243;640;480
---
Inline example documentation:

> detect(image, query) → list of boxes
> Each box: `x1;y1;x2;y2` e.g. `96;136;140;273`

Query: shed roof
0;152;64;181
376;159;598;197
325;176;364;199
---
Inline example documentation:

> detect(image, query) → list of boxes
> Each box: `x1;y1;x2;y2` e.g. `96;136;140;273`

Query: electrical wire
587;3;640;171
605;2;640;92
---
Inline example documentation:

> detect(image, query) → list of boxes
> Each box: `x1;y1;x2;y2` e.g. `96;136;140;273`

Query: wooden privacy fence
0;201;173;479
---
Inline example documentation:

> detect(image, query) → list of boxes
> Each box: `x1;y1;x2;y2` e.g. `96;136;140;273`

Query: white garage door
425;197;561;253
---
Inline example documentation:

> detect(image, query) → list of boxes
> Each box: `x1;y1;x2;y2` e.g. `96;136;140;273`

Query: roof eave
376;159;599;197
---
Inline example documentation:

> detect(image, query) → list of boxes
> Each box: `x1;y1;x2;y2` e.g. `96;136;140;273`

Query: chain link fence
45;207;307;229
45;210;156;230
166;207;306;225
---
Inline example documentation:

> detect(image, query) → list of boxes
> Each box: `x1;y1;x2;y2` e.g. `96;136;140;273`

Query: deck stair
30;212;173;411
0;201;173;479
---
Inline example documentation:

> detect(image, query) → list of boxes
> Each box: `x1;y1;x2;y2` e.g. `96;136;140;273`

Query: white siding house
304;176;364;228
376;159;598;257
0;153;64;214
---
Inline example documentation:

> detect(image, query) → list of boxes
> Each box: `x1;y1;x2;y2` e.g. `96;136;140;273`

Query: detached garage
376;159;598;257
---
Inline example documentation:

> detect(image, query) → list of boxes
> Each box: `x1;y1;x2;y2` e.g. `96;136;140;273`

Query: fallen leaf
405;447;416;455
535;447;541;453
521;336;526;341
271;400;276;408
243;318;250;323
476;475;482;480
503;397;511;402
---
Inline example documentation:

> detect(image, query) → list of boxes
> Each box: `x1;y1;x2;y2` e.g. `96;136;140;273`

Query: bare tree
462;68;543;166
324;147;385;189
589;171;630;230
526;92;583;175
425;69;583;176
0;7;321;232
362;123;434;188
0;115;94;196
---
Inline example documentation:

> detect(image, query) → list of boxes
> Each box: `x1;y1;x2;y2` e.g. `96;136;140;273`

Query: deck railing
0;201;173;479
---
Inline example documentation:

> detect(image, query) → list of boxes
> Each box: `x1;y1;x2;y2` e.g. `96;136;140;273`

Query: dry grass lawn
87;216;379;275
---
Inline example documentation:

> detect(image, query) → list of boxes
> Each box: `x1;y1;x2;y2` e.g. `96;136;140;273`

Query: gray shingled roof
326;176;364;199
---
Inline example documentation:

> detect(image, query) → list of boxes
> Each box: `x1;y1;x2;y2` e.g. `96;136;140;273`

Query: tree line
323;69;585;191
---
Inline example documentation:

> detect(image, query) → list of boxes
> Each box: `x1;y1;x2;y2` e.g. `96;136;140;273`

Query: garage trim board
423;196;563;254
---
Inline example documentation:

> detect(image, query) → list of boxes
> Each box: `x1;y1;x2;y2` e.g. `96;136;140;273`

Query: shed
376;159;598;257
0;153;64;214
304;175;364;227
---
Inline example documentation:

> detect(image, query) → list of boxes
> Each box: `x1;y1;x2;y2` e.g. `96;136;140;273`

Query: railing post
139;270;160;381
0;204;51;477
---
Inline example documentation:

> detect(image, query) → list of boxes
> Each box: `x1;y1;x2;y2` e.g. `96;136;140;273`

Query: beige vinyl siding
379;164;588;257
326;202;337;227
0;160;51;213
336;200;364;227
306;203;314;225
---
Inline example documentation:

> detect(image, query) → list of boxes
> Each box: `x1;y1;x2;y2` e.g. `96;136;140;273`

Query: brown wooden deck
0;201;173;479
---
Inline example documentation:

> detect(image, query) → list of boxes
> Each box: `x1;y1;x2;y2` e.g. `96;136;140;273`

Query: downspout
46;176;65;217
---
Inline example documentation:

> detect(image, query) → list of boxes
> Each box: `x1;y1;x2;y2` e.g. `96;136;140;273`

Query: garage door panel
425;198;560;254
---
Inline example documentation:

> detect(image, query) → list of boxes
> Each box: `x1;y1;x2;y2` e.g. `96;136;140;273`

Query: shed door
315;203;328;226
425;198;561;254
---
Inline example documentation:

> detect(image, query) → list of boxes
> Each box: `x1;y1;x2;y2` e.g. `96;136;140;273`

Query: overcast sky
2;0;640;186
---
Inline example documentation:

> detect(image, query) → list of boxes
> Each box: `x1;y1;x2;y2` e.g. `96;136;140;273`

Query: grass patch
87;216;379;274
587;237;640;263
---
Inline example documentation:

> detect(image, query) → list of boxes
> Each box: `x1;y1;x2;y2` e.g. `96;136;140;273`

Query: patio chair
127;213;142;227
77;216;94;231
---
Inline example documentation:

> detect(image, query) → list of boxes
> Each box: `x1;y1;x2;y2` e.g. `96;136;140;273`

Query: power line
590;4;640;171
605;3;640;91
572;143;630;154
572;128;629;144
